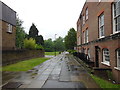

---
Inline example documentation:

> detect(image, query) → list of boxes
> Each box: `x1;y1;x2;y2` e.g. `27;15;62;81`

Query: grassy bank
45;52;59;55
2;57;50;71
91;74;119;89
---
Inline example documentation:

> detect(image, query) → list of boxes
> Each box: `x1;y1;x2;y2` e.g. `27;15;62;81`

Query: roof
0;1;16;26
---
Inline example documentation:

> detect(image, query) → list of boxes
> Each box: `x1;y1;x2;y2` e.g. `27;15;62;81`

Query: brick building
0;1;16;50
77;0;120;83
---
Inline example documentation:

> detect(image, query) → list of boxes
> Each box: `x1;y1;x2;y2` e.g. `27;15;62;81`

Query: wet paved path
2;53;100;89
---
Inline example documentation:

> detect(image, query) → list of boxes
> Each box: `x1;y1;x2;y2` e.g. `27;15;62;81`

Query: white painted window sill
113;31;120;34
101;62;110;66
99;36;105;39
114;67;120;71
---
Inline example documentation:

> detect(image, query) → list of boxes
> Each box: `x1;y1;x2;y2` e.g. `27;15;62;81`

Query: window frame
99;13;104;38
112;0;120;34
7;24;12;33
102;48;110;65
88;48;90;59
86;29;88;43
86;8;88;20
117;49;120;68
83;31;85;44
83;14;85;25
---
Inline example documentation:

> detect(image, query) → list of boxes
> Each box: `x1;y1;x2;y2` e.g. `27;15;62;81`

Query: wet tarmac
1;53;100;89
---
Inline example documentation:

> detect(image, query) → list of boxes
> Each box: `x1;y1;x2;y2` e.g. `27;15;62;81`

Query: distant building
0;1;16;50
77;0;120;83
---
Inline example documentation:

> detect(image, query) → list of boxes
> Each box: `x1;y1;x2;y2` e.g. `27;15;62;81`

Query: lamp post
55;34;57;56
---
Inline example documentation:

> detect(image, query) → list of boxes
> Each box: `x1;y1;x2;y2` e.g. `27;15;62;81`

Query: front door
95;46;99;67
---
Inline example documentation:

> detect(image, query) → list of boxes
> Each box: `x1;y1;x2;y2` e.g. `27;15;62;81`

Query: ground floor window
88;48;90;59
117;49;120;68
103;48;110;64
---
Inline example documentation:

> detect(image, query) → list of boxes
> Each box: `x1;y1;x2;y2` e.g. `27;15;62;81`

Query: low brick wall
2;50;44;66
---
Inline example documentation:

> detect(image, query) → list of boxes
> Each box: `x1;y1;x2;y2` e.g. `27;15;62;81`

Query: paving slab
42;80;86;88
48;74;59;80
2;82;22;89
36;74;49;81
27;80;46;88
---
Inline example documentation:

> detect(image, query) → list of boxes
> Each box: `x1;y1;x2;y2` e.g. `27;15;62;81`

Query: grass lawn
2;57;50;71
45;52;59;55
91;74;120;89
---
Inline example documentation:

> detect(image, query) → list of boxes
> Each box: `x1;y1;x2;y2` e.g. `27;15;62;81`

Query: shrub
35;44;44;50
24;38;36;49
67;50;77;54
107;70;113;80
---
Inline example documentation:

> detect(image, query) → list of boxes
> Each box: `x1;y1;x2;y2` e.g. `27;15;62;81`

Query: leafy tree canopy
29;23;38;38
16;16;27;49
28;23;44;46
44;38;54;52
54;37;65;51
44;37;65;52
64;28;77;50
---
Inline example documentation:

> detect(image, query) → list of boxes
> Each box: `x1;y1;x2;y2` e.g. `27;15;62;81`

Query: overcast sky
1;0;85;40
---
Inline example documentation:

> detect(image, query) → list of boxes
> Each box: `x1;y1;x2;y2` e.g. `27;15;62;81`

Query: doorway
95;46;99;67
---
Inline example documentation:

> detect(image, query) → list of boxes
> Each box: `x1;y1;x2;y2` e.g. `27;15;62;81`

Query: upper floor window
99;14;104;38
117;49;120;68
83;29;89;44
7;24;12;33
83;15;85;25
78;25;81;31
113;0;120;33
86;29;88;43
86;8;88;20
103;48;110;65
83;31;85;43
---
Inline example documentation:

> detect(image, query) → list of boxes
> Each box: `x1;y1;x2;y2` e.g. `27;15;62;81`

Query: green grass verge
45;52;59;55
2;57;50;71
91;74;120;89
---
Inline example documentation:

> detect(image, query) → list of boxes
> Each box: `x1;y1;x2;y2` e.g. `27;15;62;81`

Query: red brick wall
2;50;45;66
2;20;16;50
77;2;120;83
80;39;120;83
0;21;2;49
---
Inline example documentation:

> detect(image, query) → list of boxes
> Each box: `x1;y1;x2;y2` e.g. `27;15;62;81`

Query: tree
64;28;77;50
24;38;44;50
29;23;38;38
28;23;44;46
54;37;65;51
24;38;36;50
44;38;54;52
44;37;65;52
36;35;44;46
16;17;27;49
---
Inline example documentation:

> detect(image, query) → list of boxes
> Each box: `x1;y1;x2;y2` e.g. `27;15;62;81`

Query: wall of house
0;20;2;49
77;1;120;83
81;38;120;83
0;1;16;50
2;21;16;50
81;2;112;42
2;50;45;66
